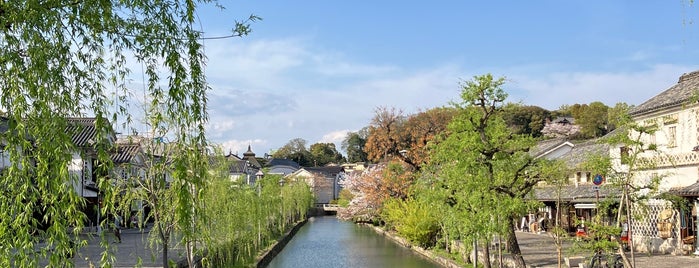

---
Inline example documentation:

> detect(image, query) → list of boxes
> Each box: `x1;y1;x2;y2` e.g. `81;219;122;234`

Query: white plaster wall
0;149;9;169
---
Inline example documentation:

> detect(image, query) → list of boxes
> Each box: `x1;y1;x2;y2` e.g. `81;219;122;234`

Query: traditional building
286;166;345;204
624;70;699;254
531;137;616;233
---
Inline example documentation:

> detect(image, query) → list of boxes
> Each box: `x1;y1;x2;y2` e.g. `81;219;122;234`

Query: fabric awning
574;203;597;209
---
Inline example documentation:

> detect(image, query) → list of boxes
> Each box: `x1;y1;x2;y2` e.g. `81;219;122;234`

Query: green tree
429;74;544;268
342;127;369;163
607;102;631;132
309;142;344;166
578;101;610;138
274;138;312;166
502;104;551;137
558;102;610;138
0;1;256;267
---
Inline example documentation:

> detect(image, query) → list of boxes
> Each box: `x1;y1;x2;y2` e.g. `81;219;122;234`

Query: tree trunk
505;217;527;268
483;239;491;268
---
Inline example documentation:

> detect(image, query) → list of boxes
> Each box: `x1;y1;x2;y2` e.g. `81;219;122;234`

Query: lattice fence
630;199;678;239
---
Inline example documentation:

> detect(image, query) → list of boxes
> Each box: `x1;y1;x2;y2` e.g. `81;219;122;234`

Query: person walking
114;215;122;243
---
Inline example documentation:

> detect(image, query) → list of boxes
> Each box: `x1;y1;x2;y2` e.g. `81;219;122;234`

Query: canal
266;216;441;268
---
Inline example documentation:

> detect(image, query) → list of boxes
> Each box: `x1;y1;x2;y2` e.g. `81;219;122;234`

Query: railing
314;203;339;211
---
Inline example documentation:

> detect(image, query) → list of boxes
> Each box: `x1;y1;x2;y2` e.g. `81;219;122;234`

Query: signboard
593;174;604;185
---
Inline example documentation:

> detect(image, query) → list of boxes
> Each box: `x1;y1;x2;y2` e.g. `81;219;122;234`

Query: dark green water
266;216;440;268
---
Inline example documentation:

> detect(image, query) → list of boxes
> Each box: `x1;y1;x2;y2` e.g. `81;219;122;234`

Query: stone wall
255;218;308;268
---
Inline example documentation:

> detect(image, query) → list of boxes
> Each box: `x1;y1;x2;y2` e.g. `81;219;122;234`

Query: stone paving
69;226;185;268
517;231;699;268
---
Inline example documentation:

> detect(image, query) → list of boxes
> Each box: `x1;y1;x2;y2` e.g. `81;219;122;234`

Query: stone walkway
69;226;185;268
517;231;699;268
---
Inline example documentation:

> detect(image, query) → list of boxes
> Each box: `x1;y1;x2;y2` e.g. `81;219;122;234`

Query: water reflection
266;216;439;268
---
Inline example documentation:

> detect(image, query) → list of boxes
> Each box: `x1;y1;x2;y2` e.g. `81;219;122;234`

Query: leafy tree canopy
364;106;456;170
273;138;312;166
501;104;551;137
342;127;369;163
428;74;544;268
309;142;344;166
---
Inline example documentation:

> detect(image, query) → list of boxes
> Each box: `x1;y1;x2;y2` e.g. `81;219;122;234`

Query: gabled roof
629;70;699;117
530;138;570;158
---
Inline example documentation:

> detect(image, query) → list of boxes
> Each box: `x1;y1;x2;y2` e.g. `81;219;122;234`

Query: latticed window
631;199;678;239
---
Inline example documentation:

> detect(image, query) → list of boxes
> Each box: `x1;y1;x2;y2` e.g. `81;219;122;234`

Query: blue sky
171;1;699;156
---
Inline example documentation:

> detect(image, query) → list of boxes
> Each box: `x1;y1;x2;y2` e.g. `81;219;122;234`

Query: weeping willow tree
200;158;314;267
0;1;256;267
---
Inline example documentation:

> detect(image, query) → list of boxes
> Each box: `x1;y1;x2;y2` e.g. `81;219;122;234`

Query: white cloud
193;35;699;158
216;139;268;157
319;130;350;144
507;64;698;110
204;38;308;90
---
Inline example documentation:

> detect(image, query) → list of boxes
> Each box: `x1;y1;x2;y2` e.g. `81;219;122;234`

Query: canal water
266;216;440;268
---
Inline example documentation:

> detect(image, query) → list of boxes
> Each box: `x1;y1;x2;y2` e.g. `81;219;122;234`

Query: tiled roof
304;166;344;177
629;70;699;117
66;117;98;147
530;138;568;157
669;181;699;197
229;160;248;174
111;143;141;164
559;139;609;168
533;184;620;202
267;158;300;168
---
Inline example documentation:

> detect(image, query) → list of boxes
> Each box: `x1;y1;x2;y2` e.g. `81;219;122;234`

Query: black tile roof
304;166;344;177
66;117;99;147
559;139;610;168
533;184;620;202
669;181;699;197
267;158;300;168
229;160;249;173
629;70;699;117
111;143;141;164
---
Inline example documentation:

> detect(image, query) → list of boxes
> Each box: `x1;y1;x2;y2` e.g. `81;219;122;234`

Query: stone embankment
364;224;464;268
255;218;308;268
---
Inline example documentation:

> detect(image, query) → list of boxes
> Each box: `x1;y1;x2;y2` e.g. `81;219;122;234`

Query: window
667;126;677;147
620;147;630;165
